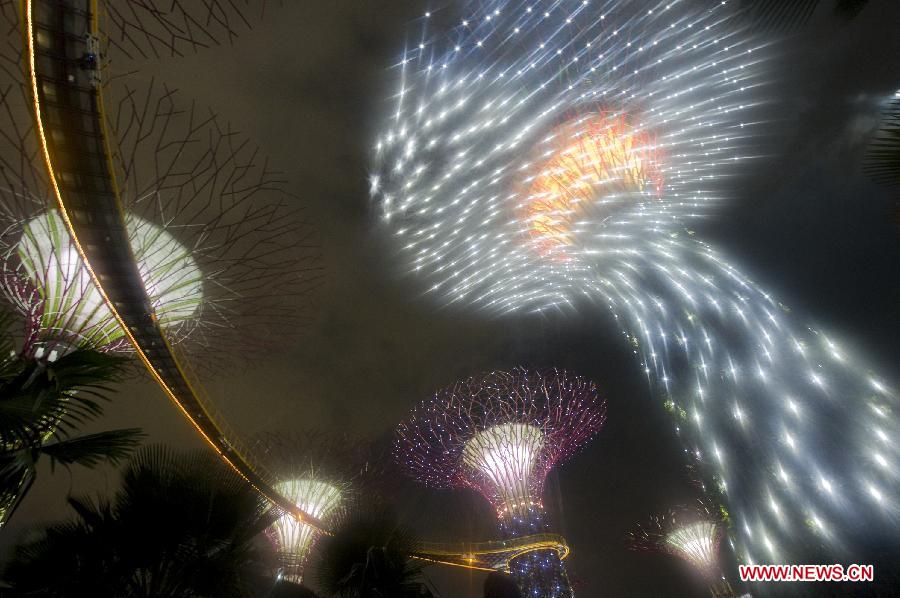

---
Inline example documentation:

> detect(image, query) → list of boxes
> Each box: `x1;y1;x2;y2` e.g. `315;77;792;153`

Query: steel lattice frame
0;66;321;366
396;367;606;598
255;431;376;584
628;499;727;584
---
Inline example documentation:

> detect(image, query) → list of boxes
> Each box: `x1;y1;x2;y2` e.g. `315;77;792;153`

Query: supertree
1;208;202;359
0;0;319;528
395;367;607;598
256;431;377;585
370;0;899;572
0;77;319;367
628;500;734;597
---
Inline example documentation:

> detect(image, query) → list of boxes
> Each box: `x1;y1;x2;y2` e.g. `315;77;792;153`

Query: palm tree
3;445;278;597
314;506;435;598
0;309;143;528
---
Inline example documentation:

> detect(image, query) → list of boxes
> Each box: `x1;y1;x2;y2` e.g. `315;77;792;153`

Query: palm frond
0;347;129;446
4;446;277;596
40;428;144;471
0;309;15;377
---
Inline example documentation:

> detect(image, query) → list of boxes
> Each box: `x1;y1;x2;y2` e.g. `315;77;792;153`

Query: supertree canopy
0;1;320;368
3;210;202;358
395;367;606;597
258;432;373;584
628;500;733;597
371;0;900;572
0;78;320;368
270;478;343;584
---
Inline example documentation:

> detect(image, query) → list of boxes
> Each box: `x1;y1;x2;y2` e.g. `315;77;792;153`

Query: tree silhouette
3;446;276;597
314;505;434;598
0;309;142;529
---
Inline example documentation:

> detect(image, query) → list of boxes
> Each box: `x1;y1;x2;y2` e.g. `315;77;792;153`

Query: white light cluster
373;0;757;312
463;423;544;517
269;478;342;583
373;0;900;566
666;521;720;573
3;209;202;352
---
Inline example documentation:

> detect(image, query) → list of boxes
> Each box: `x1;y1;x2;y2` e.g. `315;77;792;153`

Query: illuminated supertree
0;79;320;366
0;0;318;366
371;0;899;572
0;1;319;530
628;500;734;597
257;432;375;585
395;367;607;597
1;209;202;359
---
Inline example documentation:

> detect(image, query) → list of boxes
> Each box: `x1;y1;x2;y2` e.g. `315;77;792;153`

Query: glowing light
373;0;900;567
520;113;662;260
395;367;605;597
868;484;883;503
5;210;201;353
269;479;342;583
666;522;720;573
463;423;544;516
629;500;725;583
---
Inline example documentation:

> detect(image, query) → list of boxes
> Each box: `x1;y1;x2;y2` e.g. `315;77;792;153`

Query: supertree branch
102;0;280;60
1;66;321;369
395;367;606;519
106;79;324;370
627;499;727;582
0;84;46;224
862;91;900;188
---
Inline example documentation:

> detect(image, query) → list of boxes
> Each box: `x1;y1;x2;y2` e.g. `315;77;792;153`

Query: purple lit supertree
395;367;606;598
628;500;734;597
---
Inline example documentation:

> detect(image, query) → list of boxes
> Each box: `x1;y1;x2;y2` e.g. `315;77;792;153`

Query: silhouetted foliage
3;446;276;597
0;309;142;527
314;505;433;598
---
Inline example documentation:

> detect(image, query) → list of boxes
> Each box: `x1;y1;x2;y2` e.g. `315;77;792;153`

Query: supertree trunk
502;506;573;598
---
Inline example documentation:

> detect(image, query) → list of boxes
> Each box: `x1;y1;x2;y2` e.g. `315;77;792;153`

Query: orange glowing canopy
520;111;663;259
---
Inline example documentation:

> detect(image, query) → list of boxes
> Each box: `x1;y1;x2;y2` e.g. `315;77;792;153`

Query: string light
373;0;900;567
395;367;606;597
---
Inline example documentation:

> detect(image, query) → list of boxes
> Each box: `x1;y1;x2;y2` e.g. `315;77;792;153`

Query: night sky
3;1;900;596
